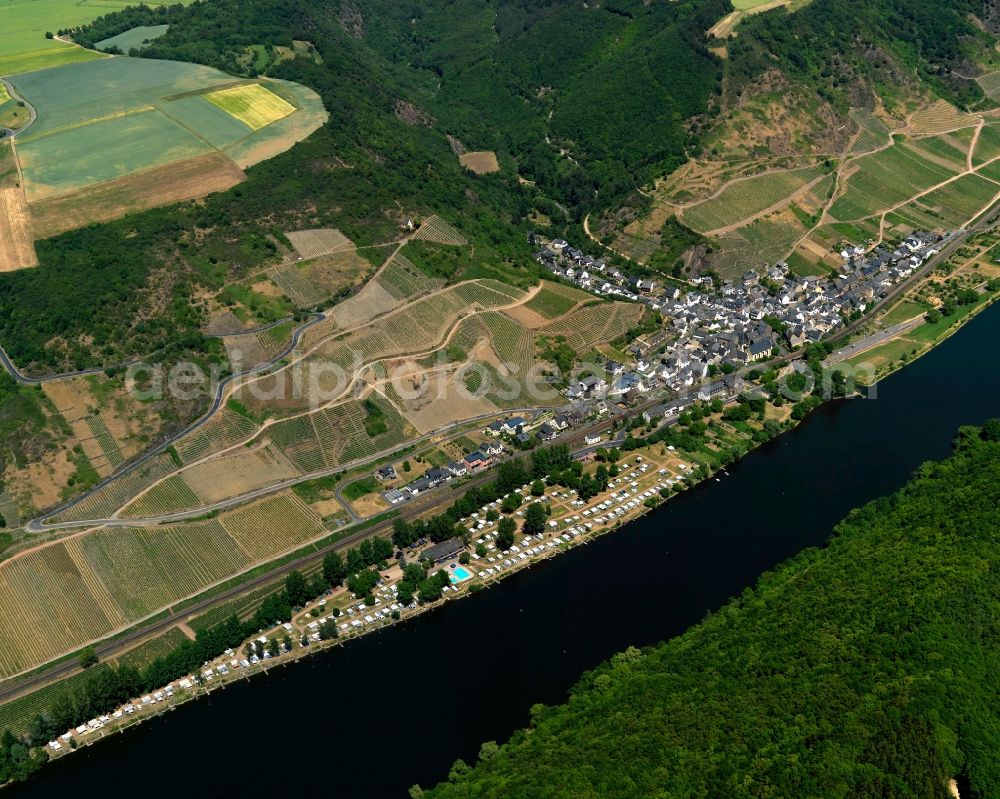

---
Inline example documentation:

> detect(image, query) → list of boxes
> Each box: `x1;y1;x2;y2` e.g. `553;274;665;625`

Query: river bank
6;299;1000;797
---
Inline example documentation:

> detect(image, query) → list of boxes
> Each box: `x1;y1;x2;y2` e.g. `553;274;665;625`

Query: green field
0;0;188;76
18;108;213;198
95;24;169;53
11;57;326;199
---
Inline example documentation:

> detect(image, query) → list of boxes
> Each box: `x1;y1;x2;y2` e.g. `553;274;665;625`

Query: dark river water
15;303;1000;798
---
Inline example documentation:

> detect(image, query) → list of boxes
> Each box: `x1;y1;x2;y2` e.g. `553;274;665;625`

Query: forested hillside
421;423;1000;798
728;0;996;109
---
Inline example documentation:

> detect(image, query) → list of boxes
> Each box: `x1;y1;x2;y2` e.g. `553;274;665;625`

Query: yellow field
0;188;37;271
205;82;295;130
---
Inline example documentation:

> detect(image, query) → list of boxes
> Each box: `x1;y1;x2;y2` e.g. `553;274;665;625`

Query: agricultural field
204;82;295;129
0;0;189;76
680;166;824;234
459;150;500;174
0;85;31;131
9;57;326;213
28;151;246;239
95;24;170;53
0;187;37;271
0;485;336;677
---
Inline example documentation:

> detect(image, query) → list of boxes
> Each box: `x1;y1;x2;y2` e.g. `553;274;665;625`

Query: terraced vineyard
268;395;413;471
219;493;326;561
0;665;113;737
50;453;178;523
270;265;328;307
285;228;353;258
72;521;252;619
524;282;591;319
378;254;433;300
829;139;961;221
481;311;534;370
121;474;202;518
539;302;645;353
173;408;260;465
849;109;892;154
411;215;467;245
890;173;999;230
114;627;190;671
0;544;124;677
84;414;124;468
680;167;824;233
907;100;979;135
977;70;1000;104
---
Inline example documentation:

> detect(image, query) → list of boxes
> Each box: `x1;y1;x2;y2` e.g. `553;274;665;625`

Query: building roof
423;537;465;563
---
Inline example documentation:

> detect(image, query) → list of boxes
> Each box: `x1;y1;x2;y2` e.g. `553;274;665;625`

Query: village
535;231;944;397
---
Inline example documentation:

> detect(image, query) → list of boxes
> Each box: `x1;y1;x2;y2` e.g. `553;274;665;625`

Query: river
13;303;1000;798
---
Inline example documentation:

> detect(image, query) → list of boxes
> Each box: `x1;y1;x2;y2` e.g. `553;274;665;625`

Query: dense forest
2;0;997;373
727;0;996;109
421;422;1000;798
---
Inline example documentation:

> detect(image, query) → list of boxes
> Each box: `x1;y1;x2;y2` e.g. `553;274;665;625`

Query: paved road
6;202;999;699
824;316;925;364
26;312;326;530
0;77;36;139
32;406;546;532
0;415;621;702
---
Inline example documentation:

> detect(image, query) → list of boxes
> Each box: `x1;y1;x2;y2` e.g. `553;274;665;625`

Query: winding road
0;77;36;139
25;311;326;530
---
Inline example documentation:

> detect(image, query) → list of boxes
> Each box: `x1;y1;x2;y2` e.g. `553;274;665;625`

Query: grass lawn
880;299;931;326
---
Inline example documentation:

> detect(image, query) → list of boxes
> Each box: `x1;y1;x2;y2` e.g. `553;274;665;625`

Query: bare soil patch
503;302;551;330
29;152;245;239
459;150;500;174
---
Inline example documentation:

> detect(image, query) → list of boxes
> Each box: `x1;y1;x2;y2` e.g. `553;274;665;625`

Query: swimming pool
450;567;472;583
